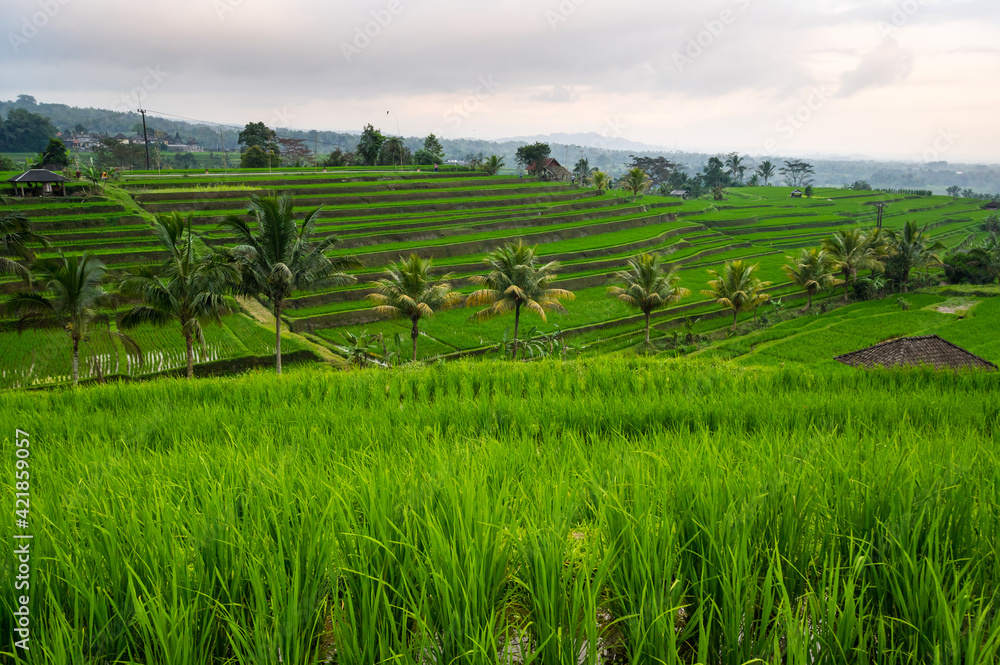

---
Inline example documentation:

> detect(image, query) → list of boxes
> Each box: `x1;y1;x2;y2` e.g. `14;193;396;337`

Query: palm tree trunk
644;311;650;345
731;309;738;332
274;299;283;376
807;291;813;309
185;331;195;379
72;335;80;385
411;318;419;362
512;303;521;361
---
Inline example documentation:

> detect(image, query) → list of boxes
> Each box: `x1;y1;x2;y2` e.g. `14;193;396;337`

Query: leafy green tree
220;193;359;375
590;170;612;195
118;213;237;379
946;185;961;197
621;167;652;203
822;229;883;300
783;248;841;309
608;252;689;345
702;260;771;332
368;254;463;362
885;220;945;290
237;121;279;154
39;137;69;167
468;240;574;360
356;124;385;166
240;145;278;169
700;156;730;189
482;155;504;175
804;185;814;197
626;155;677;187
0;108;57;153
779;159;815;187
421;133;445;163
5;253;140;384
514;142;551;171
1;206;49;282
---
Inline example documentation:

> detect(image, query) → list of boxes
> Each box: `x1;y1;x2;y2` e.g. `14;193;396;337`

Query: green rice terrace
3;168;1000;663
0;167;995;387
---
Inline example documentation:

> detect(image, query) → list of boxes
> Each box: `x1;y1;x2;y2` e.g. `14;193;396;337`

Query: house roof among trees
834;335;996;371
669;189;690;196
527;157;572;178
7;169;71;183
984;200;999;210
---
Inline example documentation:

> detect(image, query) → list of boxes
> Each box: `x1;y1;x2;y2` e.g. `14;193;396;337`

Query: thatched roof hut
834;335;996;371
7;169;71;197
527;158;572;182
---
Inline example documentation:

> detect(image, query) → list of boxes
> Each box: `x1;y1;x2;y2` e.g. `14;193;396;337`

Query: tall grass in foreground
2;358;1000;663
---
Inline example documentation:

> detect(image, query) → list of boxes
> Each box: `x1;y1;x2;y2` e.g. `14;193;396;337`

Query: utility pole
874;202;886;230
137;92;151;170
387;110;401;172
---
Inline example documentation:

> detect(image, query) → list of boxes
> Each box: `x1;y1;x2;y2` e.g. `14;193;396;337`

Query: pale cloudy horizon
3;0;999;162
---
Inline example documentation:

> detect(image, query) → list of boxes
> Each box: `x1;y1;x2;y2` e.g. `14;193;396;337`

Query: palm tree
220;192;359;375
756;160;776;186
822;228;883;301
783;248;841;309
482;155;505;176
5;252;141;385
886;221;945;290
620;167;652;203
591;170;612;195
725;153;746;183
368;254;463;362
467;240;575;360
1;205;50;283
118;213;237;379
608;252;689;345
701;260;772;332
573;158;596;184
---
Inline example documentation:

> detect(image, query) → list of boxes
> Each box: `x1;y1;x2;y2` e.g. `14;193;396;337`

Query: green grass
3;358;1000;662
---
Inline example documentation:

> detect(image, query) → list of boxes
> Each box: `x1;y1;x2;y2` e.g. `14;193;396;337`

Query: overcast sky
3;0;998;162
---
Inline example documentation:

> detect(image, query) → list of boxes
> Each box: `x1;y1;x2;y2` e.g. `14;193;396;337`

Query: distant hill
3;96;999;195
493;132;667;153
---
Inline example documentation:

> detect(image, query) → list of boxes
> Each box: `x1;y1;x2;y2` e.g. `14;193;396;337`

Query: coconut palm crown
368;254;463;362
702;260;772;332
119;212;238;379
220;192;359;375
5;252;141;384
608;252;689;344
783;247;841;309
467;240;574;360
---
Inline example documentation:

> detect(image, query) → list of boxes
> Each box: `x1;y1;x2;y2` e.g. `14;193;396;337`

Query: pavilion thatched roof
834;335;996;371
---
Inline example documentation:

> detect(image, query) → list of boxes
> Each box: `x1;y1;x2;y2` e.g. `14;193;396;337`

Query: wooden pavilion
7;169;72;197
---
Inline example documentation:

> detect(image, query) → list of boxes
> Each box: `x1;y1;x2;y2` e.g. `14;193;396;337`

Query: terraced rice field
1;167;994;381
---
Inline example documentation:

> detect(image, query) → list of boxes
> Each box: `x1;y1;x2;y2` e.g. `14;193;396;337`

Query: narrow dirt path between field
235;296;345;366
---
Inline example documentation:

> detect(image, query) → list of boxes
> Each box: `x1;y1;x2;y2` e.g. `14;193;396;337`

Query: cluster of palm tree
780;222;944;310
3;192;359;384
